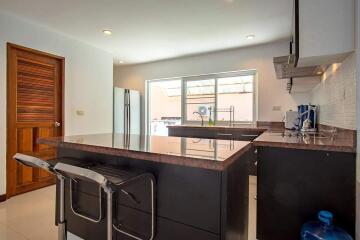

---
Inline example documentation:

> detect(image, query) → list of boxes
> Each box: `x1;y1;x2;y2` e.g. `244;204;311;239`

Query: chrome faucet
193;111;204;126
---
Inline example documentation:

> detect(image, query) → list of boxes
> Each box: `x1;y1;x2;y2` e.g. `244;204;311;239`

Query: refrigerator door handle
124;90;128;134
128;91;131;134
125;89;130;134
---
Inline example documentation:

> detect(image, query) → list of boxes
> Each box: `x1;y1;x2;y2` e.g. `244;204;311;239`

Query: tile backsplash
311;53;357;130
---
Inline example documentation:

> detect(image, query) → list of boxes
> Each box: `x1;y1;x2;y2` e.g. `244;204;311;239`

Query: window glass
217;75;254;122
185;79;215;122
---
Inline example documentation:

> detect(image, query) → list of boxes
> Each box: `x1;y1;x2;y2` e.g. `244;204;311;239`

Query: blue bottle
301;211;353;240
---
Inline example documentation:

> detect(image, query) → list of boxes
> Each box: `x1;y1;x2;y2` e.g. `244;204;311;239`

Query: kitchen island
38;133;253;240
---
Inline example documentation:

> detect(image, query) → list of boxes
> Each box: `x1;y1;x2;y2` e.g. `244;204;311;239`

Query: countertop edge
38;138;252;171
253;140;356;153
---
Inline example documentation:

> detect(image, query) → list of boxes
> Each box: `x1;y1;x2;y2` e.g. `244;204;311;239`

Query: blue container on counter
301;211;353;240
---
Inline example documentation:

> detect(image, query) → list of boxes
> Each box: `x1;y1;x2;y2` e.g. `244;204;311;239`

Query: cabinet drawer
115;206;219;240
168;127;263;141
168;127;215;139
215;130;261;141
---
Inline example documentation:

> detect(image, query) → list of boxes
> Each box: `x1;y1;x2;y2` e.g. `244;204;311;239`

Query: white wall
114;40;310;133
311;54;357;130
0;12;114;195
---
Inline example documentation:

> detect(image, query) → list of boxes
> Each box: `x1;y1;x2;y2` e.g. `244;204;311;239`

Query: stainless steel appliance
113;87;141;134
284;111;299;130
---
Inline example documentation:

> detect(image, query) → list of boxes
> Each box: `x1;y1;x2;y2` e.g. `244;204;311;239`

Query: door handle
55;122;61;127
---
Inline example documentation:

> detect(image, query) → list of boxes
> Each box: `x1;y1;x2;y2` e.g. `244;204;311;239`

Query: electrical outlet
272;106;282;111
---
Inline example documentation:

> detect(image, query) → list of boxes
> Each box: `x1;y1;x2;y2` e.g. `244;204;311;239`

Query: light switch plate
272;106;282;111
76;110;85;116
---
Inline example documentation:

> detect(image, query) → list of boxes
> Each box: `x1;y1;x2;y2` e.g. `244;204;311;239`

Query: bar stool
13;153;91;240
53;163;156;240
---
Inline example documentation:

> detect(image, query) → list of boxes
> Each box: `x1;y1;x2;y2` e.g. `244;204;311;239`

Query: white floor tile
0;223;29;240
0;186;57;240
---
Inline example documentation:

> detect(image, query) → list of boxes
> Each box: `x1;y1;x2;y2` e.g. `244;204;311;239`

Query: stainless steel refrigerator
113;87;141;134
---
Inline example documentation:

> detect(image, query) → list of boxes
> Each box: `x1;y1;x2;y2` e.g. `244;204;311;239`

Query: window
183;70;256;124
146;70;256;135
184;78;216;122
216;75;254;122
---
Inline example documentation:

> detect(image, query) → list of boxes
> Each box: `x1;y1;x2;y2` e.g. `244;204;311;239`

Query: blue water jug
301;211;353;240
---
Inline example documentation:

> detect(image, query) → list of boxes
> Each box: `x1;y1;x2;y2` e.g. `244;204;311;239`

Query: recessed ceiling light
246;34;255;40
102;29;112;35
118;60;124;64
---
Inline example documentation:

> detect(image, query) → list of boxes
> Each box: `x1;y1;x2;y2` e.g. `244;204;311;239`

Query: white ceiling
0;0;293;65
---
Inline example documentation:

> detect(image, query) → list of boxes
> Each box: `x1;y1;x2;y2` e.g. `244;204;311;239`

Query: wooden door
7;43;64;197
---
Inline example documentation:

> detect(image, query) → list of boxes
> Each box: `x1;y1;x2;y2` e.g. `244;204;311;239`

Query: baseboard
0;194;6;202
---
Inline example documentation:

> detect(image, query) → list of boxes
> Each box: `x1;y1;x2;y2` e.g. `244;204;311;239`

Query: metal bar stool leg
58;175;67;240
54;163;110;239
149;177;156;240
105;189;114;240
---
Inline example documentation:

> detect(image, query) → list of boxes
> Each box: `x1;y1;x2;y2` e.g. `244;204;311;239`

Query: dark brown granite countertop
170;123;356;153
253;130;356;153
38;133;252;171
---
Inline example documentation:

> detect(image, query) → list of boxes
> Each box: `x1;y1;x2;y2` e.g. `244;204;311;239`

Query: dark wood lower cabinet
56;147;250;240
168;126;263;142
257;147;356;240
63;189;219;240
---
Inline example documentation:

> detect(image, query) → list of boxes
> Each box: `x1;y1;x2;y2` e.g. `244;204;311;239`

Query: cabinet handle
241;134;259;137
254;161;258;166
217;133;233;136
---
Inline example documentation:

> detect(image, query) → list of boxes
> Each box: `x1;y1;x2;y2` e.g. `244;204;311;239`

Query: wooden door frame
6;43;65;199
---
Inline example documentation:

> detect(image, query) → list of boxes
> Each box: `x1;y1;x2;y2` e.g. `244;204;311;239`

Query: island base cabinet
58;179;220;240
257;147;356;240
55;147;250;240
